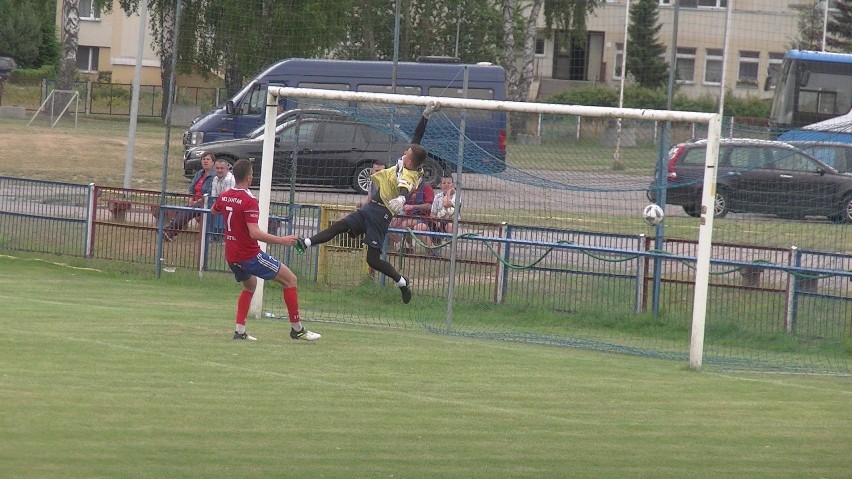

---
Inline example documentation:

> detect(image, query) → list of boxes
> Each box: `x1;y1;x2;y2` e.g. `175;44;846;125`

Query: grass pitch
0;253;850;479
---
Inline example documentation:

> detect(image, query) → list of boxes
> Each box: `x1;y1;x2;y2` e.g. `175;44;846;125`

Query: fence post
635;234;645;314
495;222;509;304
85;183;96;257
785;246;798;334
85;81;92;115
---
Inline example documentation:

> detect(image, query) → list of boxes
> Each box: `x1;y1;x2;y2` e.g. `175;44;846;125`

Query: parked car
647;138;852;223
184;109;444;194
0;56;16;79
784;140;852;173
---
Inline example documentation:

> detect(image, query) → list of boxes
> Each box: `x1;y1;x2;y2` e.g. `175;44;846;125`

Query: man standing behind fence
211;159;320;342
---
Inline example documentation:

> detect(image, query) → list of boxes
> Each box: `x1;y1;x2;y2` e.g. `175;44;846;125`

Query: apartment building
55;0;216;88
533;0;816;101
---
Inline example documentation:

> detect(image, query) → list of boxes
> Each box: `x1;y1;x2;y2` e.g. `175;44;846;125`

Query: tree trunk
159;4;176;119
502;0;544;137
57;0;79;91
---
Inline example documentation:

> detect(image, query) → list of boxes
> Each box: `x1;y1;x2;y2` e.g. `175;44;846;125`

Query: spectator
388;181;434;253
211;159;235;198
428;173;459;247
211;159;320;341
164;152;215;241
292;101;441;304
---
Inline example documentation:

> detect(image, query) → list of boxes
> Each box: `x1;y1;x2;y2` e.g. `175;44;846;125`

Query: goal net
249;86;849;374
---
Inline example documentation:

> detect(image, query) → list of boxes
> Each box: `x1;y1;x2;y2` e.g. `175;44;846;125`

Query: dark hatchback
183;109;442;194
648;138;852;222
0;56;16;79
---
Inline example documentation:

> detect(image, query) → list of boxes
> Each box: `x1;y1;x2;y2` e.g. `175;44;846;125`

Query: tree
502;0;601;103
97;0;354;111
789;1;824;51
335;0;502;64
827;0;852;52
499;0;601;136
625;0;668;89
0;0;43;68
57;0;79;90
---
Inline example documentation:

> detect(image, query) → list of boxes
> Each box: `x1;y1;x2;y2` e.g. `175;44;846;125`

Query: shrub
547;84;770;121
8;65;55;85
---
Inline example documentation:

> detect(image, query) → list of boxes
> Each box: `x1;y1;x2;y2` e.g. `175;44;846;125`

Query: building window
535;36;546;57
79;0;100;20
680;0;727;7
704;48;723;85
76;46;99;72
613;43;624;80
676;47;696;83
737;51;760;87
765;52;784;90
659;0;672;5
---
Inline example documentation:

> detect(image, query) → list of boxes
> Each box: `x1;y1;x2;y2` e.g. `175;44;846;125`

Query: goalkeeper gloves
422;101;441;119
387;196;406;215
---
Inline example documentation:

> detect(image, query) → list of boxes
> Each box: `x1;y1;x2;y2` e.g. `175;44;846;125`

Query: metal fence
2;176;849;372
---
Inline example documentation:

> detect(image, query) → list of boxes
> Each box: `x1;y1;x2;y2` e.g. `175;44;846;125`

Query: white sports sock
291;321;303;331
236;324;246;334
304;238;312;247
397;277;407;287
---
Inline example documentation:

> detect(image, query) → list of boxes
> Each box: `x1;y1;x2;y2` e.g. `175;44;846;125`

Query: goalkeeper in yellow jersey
292;101;441;304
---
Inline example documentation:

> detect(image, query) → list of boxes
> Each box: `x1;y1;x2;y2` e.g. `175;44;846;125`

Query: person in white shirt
211;158;235;199
424;174;459;253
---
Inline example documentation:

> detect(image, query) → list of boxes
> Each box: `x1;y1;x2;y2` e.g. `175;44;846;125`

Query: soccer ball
438;206;455;219
643;203;665;226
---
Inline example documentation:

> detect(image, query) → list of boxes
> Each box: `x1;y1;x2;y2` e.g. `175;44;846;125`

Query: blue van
183;58;508;175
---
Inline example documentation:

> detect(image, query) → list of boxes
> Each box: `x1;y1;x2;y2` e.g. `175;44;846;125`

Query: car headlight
183;131;204;146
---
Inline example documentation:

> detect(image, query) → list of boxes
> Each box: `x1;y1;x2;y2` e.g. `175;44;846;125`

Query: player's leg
365;247;412;304
268;262;320;341
228;262;257;340
294;217;354;253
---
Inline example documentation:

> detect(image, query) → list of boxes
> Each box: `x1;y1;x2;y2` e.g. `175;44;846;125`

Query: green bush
8;65;55;85
547;84;770;121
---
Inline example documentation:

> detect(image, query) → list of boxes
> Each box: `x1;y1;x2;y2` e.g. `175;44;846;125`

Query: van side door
232;83;270;139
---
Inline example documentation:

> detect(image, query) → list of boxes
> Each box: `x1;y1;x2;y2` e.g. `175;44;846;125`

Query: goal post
252;86;721;370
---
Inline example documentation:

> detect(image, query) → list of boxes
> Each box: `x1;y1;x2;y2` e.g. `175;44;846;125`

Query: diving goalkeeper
294;101;441;304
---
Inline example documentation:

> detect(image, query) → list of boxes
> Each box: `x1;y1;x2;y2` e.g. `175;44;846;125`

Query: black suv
184;109;442;194
648;138;852;222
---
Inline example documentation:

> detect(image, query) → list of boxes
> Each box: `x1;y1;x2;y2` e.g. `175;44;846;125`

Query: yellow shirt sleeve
371;163;423;209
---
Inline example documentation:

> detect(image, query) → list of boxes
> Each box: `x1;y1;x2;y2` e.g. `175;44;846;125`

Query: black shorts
343;201;392;250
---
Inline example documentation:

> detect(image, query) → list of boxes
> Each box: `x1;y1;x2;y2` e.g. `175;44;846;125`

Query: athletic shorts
344;201;392;250
228;251;281;282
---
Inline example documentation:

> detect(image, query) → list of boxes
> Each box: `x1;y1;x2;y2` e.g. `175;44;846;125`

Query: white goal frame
252;86;722;370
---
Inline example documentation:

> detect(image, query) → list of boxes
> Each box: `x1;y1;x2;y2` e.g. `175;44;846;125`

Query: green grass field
1;252;850;478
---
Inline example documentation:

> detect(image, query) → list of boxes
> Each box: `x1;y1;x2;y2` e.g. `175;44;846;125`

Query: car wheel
683;204;700;217
713;189;729;218
829;195;852;223
421;157;446;187
352;163;373;194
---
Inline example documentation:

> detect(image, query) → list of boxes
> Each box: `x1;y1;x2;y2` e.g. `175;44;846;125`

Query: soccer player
294;101;441;304
211;159;320;341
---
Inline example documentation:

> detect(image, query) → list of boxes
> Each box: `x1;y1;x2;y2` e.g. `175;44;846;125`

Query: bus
183;58;508;174
768;50;852;131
